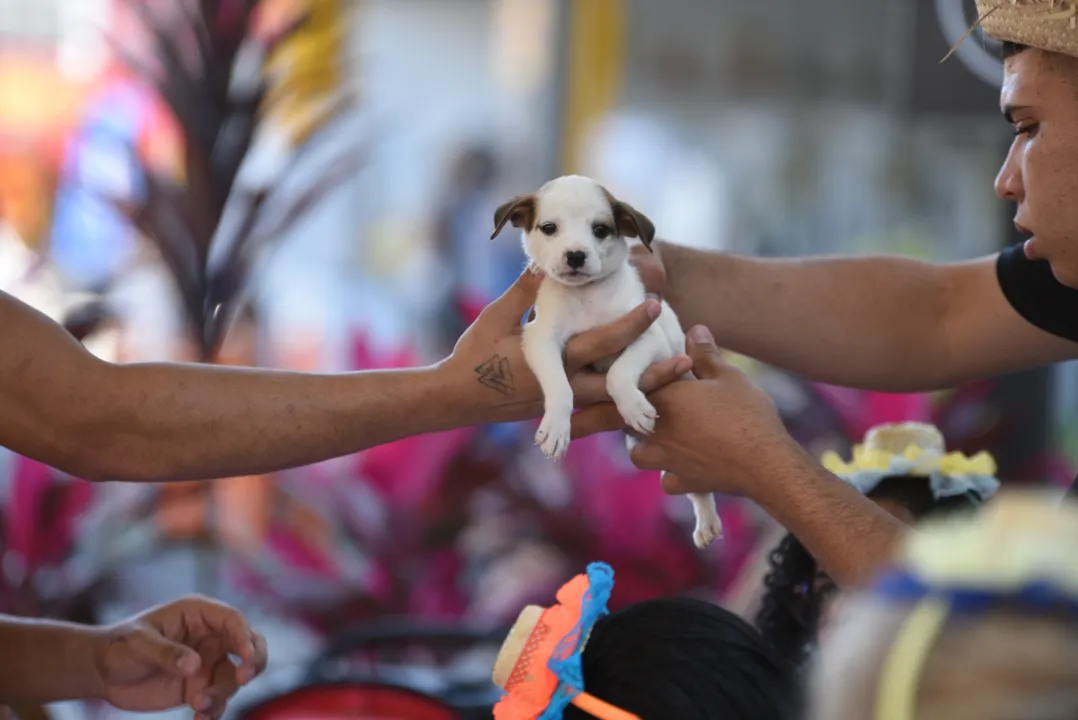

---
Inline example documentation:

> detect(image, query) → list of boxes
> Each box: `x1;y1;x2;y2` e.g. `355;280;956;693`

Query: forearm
753;442;907;587
66;360;486;483
0;617;103;704
659;242;956;391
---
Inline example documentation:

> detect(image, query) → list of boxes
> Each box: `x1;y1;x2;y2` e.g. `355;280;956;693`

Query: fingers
205;609;261;682
660;471;691;495
194;659;242;720
480;269;542;328
569;355;690;410
569;403;625;440
127;627;202;679
684;325;727;379
628;441;666;471
171;595;264;681
565;301;662;374
629;243;666;297
639;354;693;392
195;633;265;720
247;631;269;683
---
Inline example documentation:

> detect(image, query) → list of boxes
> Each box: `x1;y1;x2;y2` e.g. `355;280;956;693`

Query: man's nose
566;250;587;269
995;145;1023;202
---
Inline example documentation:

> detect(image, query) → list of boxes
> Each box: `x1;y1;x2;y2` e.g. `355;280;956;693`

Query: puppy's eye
539;222;557;236
592;224;613;240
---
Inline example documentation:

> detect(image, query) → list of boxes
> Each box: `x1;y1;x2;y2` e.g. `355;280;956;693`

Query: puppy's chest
545;282;641;336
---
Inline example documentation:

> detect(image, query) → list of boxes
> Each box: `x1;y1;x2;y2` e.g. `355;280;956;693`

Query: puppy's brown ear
491;195;536;240
601;188;656;251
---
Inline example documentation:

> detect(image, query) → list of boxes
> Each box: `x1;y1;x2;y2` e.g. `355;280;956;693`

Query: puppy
491;175;723;548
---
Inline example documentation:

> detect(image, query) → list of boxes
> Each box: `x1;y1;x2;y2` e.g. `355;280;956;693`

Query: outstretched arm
572;325;907;587
0;273;689;484
642;243;1078;391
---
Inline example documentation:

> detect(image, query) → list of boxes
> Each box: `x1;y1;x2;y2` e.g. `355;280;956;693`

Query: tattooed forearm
475;355;515;395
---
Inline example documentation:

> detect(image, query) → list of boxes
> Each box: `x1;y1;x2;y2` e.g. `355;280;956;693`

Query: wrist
73;626;110;702
431;357;537;427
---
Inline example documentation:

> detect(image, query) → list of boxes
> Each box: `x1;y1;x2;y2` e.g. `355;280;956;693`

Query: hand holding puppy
573;325;797;500
445;269;692;426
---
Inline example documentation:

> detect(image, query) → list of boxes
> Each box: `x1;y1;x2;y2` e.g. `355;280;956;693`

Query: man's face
996;49;1078;287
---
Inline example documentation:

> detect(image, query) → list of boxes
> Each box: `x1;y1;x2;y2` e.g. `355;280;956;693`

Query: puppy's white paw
536;412;572;460
692;513;724;549
615;394;658;435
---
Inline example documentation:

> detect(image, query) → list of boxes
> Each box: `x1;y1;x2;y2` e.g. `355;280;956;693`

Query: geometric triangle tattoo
475;354;515;395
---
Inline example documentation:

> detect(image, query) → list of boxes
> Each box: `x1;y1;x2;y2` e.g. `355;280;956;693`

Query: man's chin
1048;258;1078;289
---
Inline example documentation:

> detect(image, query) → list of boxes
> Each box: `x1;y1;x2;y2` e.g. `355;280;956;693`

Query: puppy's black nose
566;251;587;269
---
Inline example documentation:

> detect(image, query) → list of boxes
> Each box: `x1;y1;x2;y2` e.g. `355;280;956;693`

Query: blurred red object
240;684;461;720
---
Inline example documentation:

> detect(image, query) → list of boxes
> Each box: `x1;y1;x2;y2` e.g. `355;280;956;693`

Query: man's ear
491;195;536;239
600;187;656;251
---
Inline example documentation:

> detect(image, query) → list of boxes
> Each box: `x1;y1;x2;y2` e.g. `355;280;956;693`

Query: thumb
482;269;542;328
685;325;726;379
660;472;691;495
628;440;667;472
129;629;202;678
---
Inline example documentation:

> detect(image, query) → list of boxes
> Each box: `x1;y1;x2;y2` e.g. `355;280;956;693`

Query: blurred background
0;0;1075;718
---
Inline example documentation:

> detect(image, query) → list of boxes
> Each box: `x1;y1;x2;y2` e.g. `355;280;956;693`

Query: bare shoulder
938;255;1078;380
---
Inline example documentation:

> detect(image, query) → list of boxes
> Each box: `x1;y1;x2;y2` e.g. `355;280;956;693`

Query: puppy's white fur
491;174;723;548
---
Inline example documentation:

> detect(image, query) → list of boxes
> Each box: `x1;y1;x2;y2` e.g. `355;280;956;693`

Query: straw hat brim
977;0;1078;59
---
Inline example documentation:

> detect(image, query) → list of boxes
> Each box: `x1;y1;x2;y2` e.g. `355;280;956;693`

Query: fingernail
197;696;213;712
177;652;199;676
645;300;661;319
674;356;692;375
689;325;713;344
645;292;661;302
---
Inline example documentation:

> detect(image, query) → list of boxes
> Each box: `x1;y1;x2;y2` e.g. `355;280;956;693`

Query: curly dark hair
754;475;984;670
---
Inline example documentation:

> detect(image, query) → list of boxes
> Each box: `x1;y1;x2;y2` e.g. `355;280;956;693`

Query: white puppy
491;174;723;548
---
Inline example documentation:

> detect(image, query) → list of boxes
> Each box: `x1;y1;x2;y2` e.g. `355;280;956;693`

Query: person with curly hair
754;423;999;669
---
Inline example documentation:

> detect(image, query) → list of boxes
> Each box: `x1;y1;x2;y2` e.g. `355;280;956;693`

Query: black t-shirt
997;243;1078;342
996;244;1078;499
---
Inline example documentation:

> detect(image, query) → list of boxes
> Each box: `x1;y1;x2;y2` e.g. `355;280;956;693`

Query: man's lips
1023;237;1040;260
1013;222;1039;259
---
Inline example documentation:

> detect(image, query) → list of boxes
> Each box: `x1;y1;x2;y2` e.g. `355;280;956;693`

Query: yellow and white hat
820;422;1000;503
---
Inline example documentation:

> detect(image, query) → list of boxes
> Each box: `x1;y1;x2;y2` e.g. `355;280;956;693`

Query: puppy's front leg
522;324;574;460
605;326;665;435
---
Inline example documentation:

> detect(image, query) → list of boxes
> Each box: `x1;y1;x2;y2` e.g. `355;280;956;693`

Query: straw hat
819;422;1000;502
898;489;1078;594
976;0;1078;59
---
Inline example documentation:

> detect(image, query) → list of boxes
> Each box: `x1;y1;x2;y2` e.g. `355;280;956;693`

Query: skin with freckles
996;49;1078;287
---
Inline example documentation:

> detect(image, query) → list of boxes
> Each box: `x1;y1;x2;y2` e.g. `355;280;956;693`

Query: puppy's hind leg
687;490;723;549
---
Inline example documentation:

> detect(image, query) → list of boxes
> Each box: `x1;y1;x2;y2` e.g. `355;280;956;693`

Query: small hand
571;325;798;498
445;269;692;424
93;595;268;720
